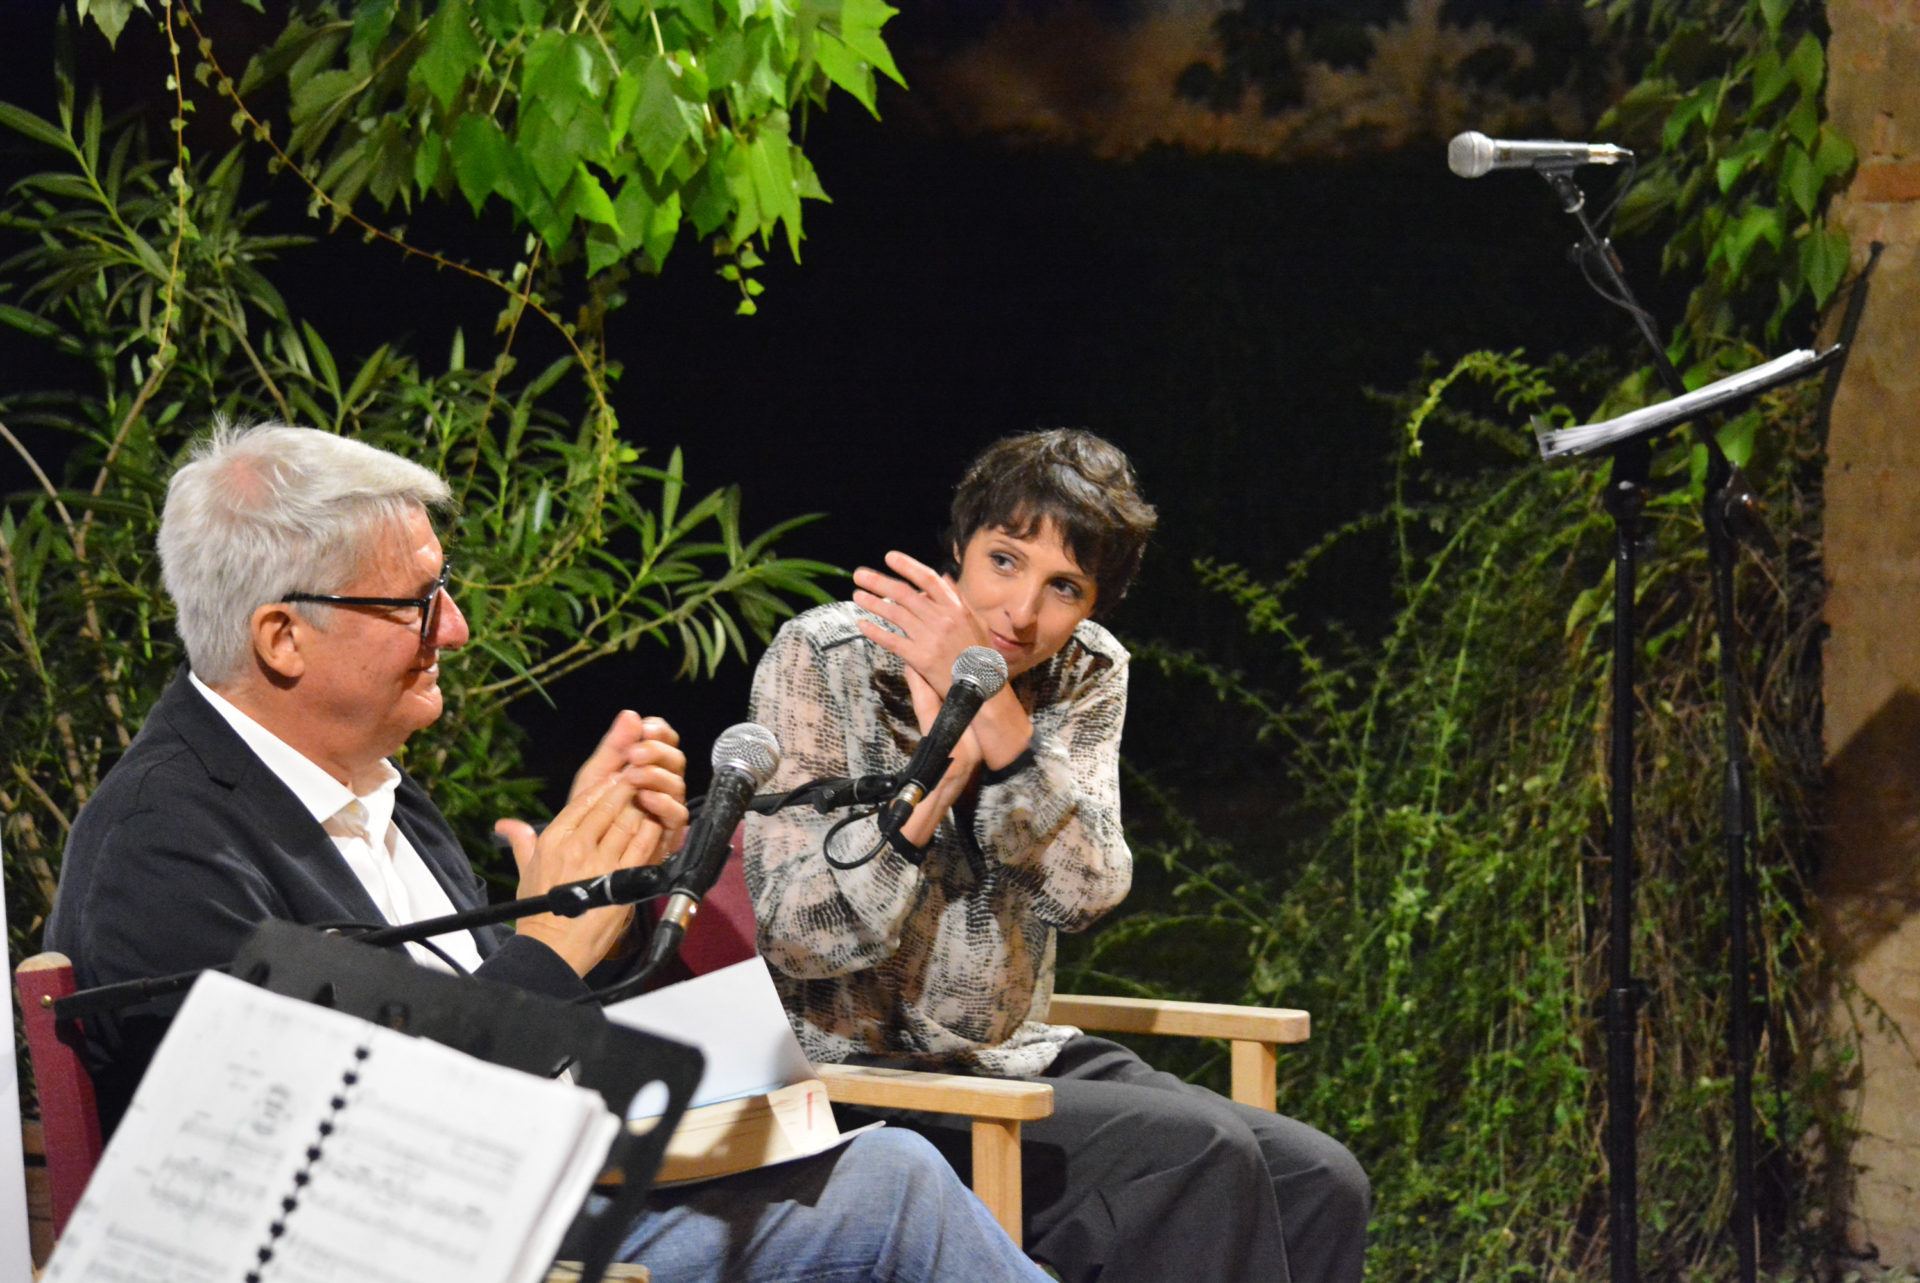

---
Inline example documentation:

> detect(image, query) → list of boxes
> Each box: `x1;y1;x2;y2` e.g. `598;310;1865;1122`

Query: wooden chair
670;829;1312;1246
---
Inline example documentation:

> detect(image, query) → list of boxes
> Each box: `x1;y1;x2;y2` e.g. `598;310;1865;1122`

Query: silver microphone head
712;722;781;787
952;645;1009;698
1448;130;1495;178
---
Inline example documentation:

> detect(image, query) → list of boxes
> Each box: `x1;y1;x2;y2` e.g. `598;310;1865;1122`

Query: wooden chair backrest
14;952;102;1240
671;826;759;975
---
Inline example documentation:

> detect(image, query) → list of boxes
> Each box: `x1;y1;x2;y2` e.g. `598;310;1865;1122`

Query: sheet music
44;972;618;1283
1535;348;1824;461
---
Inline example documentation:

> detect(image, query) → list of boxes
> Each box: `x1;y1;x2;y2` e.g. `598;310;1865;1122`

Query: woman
745;429;1367;1283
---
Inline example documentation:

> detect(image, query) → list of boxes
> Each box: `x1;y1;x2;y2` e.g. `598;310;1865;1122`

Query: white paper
0;832;36;1283
42;972;617;1283
1536;348;1822;461
603;957;814;1113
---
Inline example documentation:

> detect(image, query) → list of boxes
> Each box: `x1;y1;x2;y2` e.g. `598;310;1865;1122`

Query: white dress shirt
190;672;486;973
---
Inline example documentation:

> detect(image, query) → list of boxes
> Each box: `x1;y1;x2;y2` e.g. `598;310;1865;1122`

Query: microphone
876;646;1009;838
640;722;781;972
1448;131;1631;178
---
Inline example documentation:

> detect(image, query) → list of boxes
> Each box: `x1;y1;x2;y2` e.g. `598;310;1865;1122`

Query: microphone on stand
1448;131;1631;178
637;723;782;974
875;646;1009;839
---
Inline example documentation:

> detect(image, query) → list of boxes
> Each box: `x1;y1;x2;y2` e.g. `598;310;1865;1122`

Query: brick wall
1821;0;1920;1268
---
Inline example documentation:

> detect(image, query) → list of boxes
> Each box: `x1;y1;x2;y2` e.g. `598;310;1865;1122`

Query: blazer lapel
155;671;391;928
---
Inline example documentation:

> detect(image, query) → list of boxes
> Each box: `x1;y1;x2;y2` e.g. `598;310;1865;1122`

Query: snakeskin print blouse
743;601;1134;1078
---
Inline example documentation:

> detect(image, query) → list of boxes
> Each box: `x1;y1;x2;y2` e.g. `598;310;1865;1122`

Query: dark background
1;2;1681;849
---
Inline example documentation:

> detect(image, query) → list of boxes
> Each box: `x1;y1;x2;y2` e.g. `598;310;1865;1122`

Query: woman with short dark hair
745;428;1368;1282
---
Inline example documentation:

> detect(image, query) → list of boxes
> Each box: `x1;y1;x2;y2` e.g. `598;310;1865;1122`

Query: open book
605;958;876;1184
43;971;619;1283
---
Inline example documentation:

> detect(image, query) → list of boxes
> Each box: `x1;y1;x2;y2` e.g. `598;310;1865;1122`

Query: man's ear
250;603;307;681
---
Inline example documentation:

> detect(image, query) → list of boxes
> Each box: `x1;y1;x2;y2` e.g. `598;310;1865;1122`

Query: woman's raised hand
850;550;990;695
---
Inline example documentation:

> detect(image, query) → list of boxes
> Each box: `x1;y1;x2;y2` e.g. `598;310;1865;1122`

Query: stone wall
1821;0;1920;1269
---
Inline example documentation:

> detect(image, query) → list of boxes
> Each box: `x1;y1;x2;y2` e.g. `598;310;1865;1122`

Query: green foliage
0;97;835;945
81;0;903;284
1072;351;1839;1278
1599;0;1853;363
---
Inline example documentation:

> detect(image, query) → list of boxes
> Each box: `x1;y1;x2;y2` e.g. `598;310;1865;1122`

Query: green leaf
744;121;800;254
1714;409;1760;468
1812;127;1857;185
1779;142;1817;219
0;101;78;156
834;0;904;88
1785;94;1819;150
450;114;513;212
813;33;878;116
1783;31;1823;100
289;68;362;134
1800;225;1849;306
1759;0;1789;39
418;0;484;109
413;131;445;193
1662;81;1717;151
1748;45;1792;113
300;320;343;403
629;56;703;181
474;0;527;42
614;177;682;267
567;165;620;230
77;0;139;47
1717;204;1784;279
0;304;64;339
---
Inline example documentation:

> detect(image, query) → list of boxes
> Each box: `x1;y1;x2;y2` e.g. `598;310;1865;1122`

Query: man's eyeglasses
281;562;452;646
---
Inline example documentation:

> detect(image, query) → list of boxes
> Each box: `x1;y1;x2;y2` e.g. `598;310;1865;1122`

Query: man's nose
432;588;470;649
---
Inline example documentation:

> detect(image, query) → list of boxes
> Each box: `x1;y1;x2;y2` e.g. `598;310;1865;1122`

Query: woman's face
953;519;1098;678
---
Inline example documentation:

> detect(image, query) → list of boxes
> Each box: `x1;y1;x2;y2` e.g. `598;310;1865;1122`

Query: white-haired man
47;422;1051;1282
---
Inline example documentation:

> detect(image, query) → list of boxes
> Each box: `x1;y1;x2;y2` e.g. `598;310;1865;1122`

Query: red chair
14;952;100;1243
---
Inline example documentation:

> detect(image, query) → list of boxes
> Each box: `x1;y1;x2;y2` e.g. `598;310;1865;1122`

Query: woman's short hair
157;421;451;684
942;429;1157;613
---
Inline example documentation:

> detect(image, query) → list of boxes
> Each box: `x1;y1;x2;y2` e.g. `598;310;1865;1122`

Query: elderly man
46;422;1050;1282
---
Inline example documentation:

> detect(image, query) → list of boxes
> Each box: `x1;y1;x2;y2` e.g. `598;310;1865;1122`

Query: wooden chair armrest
813;1062;1053;1121
813;1062;1051;1246
1049;994;1310;1113
1048;994;1310;1044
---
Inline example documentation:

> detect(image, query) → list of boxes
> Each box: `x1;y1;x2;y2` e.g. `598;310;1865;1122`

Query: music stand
229;920;704;1283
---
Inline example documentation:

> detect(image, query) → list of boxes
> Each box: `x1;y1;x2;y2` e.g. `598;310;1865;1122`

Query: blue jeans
607;1128;1050;1282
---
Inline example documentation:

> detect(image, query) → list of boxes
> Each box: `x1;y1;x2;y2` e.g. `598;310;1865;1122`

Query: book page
44;971;618;1283
604;957;814;1112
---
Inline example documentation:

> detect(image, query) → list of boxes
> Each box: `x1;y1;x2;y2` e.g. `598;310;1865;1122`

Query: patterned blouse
743;601;1134;1078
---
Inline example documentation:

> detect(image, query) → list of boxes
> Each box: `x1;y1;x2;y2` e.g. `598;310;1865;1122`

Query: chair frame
20;907;1312;1256
814;994;1309;1245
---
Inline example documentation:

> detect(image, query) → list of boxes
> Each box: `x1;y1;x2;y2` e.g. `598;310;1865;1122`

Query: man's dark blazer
46;670;586;1127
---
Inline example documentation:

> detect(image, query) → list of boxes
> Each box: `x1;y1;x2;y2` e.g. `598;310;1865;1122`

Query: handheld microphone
876;646;1009;837
1448;131;1631;178
640;723;781;972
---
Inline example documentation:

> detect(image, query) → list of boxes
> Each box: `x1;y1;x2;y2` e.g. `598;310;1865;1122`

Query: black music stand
1526;161;1850;1283
229;920;704;1283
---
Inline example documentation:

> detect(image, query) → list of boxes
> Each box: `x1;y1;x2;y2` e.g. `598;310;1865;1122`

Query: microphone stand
1537;164;1833;1283
53;862;679;1022
61;770;917;1023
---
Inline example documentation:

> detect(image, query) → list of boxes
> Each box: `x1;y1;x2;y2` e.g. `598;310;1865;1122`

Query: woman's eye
1054;580;1085;601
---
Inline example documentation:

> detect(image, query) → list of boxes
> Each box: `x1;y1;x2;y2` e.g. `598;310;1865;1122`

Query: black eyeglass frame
280;561;451;645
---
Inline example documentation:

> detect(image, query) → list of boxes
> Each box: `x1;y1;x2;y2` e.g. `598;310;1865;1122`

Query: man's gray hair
158;422;451;684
